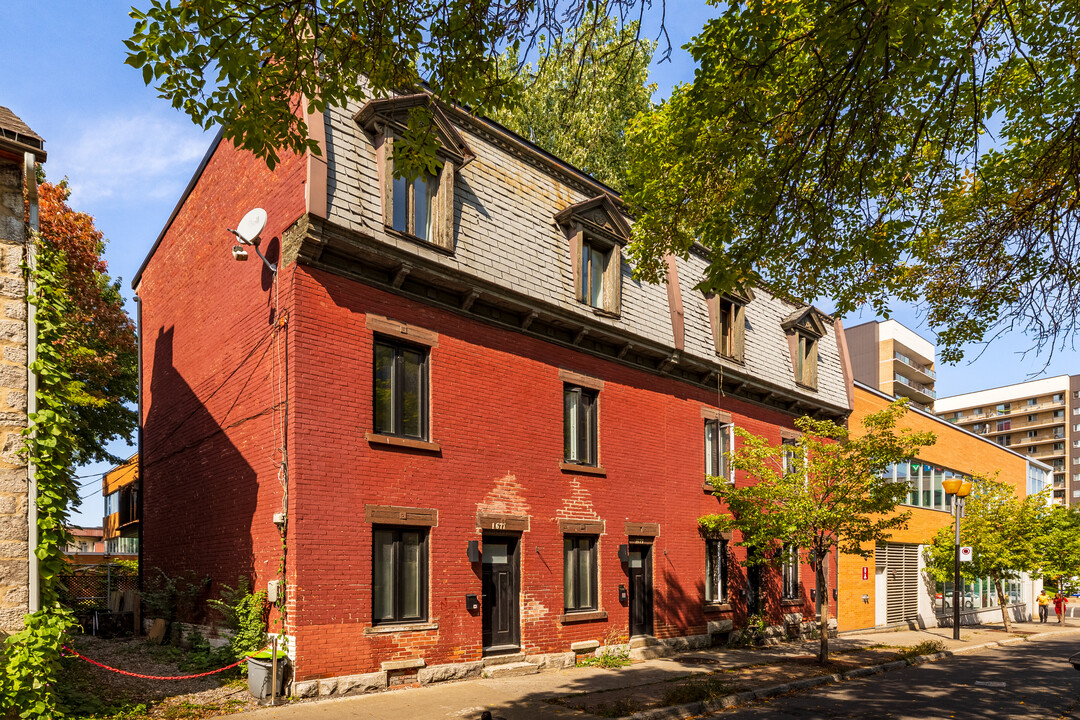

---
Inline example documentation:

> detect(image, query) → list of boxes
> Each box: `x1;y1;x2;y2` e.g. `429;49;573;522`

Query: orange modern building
837;382;1051;631
102;455;139;558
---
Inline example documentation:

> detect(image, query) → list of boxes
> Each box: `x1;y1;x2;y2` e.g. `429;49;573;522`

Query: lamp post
942;478;972;640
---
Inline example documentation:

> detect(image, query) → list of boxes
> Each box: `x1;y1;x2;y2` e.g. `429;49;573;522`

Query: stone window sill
364;622;439;635
703;603;731;613
560;462;606;476
558;610;608;624
781;598;803;606
366;432;442;453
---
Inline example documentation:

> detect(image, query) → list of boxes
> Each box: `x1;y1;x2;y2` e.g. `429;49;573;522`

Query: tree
924;479;1046;632
491;12;656;191
702;399;935;662
1033;504;1080;625
37;179;138;464
125;0;664;179
623;0;1080;362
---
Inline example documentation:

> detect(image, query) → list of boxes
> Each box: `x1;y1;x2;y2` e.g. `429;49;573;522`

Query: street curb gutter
626;630;1080;720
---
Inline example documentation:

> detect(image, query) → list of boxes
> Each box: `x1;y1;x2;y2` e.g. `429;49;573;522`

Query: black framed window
705;537;728;603
372;526;428;624
563;535;598;612
705;420;730;480
564;385;598;465
373;339;428;439
782;544;800;600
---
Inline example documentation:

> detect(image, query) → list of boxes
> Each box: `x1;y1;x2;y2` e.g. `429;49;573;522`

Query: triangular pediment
355;93;474;166
781;306;829;338
553;195;631;244
703;286;756;305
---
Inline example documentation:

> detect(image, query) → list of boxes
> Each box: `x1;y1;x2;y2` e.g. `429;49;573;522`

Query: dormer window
581;238;611;309
392;164;436;241
781;307;829;390
356;94;474;253
705;288;753;363
796;333;817;387
555;196;631;317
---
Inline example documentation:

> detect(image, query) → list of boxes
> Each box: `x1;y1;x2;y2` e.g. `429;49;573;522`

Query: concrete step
482;651;526;667
483;661;539;679
629;635;661;649
630;644;674;661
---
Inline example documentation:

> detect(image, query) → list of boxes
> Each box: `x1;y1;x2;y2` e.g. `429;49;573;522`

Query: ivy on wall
1;230;84;718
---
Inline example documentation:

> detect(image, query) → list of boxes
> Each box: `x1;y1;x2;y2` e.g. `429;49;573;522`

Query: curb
626;629;1080;720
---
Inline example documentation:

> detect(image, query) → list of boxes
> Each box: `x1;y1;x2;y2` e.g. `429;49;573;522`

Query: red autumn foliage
36;180;138;463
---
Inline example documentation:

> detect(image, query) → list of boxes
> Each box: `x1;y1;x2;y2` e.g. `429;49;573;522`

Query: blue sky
2;2;1075;525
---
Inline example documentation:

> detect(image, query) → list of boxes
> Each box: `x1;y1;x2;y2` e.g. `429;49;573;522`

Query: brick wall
137;137;306;630
0;155;29;633
837;387;1030;631
286;265;832;680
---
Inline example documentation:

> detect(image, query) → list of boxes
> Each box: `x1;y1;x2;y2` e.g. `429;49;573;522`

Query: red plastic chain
61;645;271;681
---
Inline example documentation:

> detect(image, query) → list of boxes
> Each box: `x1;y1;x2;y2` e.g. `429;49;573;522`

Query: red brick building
134;93;853;694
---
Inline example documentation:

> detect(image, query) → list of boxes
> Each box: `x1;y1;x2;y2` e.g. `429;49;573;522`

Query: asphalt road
718;634;1080;720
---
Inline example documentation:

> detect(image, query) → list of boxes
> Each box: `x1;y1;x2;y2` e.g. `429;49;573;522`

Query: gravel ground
63;634;262;718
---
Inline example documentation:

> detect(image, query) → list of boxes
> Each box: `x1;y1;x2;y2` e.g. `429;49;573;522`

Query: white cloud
55;112;209;205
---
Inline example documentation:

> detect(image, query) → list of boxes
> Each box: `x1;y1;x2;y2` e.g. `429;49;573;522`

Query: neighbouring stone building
0;106;44;633
135;90;854;694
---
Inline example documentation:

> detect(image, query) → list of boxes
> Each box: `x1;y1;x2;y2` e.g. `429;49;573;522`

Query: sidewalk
222;619;1080;720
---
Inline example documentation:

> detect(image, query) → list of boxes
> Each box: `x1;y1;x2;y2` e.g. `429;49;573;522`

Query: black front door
628;544;653;637
745;563;762;615
482;535;520;653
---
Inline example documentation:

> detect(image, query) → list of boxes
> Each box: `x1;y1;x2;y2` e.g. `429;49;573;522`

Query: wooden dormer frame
556;195;631;317
704;287;755;363
356;94;473;252
781;306;830;390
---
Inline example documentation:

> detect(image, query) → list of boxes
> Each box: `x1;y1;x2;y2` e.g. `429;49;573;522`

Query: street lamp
942;478;972;640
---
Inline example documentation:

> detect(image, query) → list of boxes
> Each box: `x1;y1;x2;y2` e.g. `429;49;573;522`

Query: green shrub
896;639;947;661
207;578;268;661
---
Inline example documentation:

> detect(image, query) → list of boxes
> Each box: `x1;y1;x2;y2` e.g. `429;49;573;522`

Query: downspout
135;294;144;594
25;151;39;614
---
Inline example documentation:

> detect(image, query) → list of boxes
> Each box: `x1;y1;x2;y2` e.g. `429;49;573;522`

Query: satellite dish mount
228;208;276;273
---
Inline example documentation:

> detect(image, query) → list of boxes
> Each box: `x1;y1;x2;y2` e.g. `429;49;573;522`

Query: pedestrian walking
1037;589;1051;623
1054;592;1068;623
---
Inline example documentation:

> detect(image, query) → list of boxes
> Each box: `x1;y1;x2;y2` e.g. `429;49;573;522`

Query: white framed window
705;419;733;482
104;491;118;517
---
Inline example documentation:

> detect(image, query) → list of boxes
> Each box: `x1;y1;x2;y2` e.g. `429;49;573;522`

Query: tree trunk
993;574;1010;632
816;552;829;664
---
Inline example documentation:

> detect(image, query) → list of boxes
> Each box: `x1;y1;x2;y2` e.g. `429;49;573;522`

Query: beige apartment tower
935;376;1080;506
845;320;937;411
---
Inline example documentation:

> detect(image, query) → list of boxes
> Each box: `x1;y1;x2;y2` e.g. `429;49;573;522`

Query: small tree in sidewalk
924;479;1047;632
702;399;935;663
1032;503;1080;625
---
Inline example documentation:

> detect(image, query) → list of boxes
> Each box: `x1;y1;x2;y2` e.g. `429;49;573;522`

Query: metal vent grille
880;543;920;625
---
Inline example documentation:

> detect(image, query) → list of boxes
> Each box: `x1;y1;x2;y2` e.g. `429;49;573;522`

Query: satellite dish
235;208;267;244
